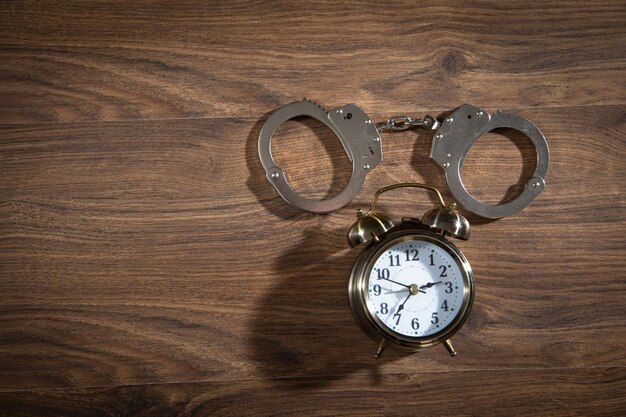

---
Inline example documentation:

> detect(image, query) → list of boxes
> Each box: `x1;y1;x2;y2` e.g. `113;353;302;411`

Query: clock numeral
441;300;449;311
380;302;388;314
439;265;448;277
393;313;402;325
404;249;419;261
388;254;400;267
444;282;453;293
411;318;420;330
377;268;390;280
373;284;381;296
431;312;439;325
429;253;435;266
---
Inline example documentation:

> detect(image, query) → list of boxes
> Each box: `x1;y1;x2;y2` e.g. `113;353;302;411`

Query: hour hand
420;281;442;289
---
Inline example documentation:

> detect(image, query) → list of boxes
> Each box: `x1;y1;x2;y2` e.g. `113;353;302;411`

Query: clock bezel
348;225;474;352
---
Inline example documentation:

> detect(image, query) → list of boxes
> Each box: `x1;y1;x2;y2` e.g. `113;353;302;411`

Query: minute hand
381;278;411;288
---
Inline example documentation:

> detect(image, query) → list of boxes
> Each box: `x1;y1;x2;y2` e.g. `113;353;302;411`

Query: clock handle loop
366;182;447;216
366;182;471;241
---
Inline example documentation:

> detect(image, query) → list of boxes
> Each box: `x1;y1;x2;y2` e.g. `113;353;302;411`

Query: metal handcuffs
258;99;383;214
258;100;549;218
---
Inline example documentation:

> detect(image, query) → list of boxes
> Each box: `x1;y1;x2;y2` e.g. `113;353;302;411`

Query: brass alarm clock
347;183;474;358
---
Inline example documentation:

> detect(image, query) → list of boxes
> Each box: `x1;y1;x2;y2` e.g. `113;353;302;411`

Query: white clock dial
366;239;465;338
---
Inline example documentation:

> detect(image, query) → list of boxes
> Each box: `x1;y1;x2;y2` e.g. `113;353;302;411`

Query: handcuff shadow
410;111;539;226
248;224;395;389
245;111;353;221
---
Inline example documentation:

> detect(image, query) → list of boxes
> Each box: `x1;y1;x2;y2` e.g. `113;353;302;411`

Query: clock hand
380;278;411;288
385;288;409;294
420;281;442;289
396;292;412;312
385;287;427;295
386;283;427;295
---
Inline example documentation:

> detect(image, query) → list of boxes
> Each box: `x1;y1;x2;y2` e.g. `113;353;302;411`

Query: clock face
366;237;467;338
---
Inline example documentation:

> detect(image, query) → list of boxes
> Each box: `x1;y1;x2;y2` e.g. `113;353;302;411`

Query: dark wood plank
1;1;625;123
0;105;624;390
0;368;624;417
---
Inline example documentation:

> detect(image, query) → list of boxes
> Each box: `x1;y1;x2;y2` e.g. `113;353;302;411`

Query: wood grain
0;105;624;393
1;368;624;417
1;0;625;415
1;1;625;123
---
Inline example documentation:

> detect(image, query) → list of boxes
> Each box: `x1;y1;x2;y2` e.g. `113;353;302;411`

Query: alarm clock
347;183;474;358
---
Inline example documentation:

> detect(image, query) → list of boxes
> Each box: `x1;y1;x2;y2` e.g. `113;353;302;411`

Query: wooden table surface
1;1;625;416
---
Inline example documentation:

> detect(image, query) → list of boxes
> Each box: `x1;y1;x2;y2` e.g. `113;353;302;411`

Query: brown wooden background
1;1;625;416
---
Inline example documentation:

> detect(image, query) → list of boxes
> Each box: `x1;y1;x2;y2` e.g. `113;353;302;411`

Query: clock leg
374;339;388;359
443;339;457;357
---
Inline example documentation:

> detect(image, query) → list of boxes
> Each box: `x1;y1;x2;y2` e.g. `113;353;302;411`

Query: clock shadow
248;224;407;389
244;108;404;388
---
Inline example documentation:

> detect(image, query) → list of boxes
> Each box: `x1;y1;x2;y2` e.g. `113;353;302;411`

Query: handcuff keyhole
467;114;472;119
344;113;353;120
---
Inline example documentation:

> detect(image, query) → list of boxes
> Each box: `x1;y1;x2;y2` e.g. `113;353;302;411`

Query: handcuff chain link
375;115;440;132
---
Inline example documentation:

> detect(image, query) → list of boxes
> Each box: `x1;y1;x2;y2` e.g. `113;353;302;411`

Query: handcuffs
258;100;549;219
